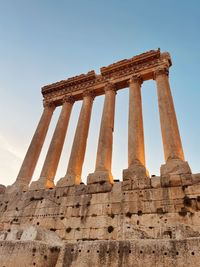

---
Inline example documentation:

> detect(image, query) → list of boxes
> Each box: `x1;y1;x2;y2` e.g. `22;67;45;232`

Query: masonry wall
0;241;60;267
1;175;200;266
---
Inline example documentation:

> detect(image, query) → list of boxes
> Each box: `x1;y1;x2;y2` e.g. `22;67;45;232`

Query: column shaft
95;85;116;174
87;83;116;185
16;103;55;185
57;92;94;187
32;97;74;189
155;67;184;161
128;75;146;167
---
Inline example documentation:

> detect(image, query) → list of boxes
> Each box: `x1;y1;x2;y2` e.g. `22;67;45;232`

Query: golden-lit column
123;75;148;182
13;103;55;190
155;67;184;162
30;96;74;190
154;66;191;177
57;91;94;187
87;83;116;185
128;75;146;167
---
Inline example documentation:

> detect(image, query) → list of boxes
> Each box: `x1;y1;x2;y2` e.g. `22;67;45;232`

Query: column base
56;174;81;188
29;177;55;190
86;171;113;193
160;159;192;187
160;159;191;176
6;180;29;194
87;170;114;185
122;164;150;190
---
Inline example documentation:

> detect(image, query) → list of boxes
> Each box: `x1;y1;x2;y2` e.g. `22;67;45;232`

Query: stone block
6;181;29;194
74;184;87;195
90;192;109;205
123;164;149;181
110;203;122;214
0;231;7;240
6;229;22;241
87;203;103;216
87;170;113;185
160;159;191;176
151;176;161;188
30;178;55;190
132;177;151;190
192;173;200;184
181;174;193;186
184;184;200;196
161;174;182;187
74;228;90;240
168;187;185;200
122;180;132;191
112;182;122;194
21;226;63;246
86;181;113;194
123;201;139;214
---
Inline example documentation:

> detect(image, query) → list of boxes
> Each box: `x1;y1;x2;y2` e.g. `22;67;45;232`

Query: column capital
129;74;143;85
154;66;169;79
43;101;56;110
104;82;116;93
62;95;75;104
82;90;96;99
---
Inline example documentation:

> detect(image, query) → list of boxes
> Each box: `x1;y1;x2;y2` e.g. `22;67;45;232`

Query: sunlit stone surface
1;49;200;267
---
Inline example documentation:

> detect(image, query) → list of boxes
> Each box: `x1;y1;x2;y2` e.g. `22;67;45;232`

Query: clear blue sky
0;0;200;186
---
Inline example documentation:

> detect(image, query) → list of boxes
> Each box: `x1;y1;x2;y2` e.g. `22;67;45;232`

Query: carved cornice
154;66;169;79
100;49;161;77
42;70;96;94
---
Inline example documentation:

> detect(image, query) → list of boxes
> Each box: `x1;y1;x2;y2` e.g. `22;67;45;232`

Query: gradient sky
0;0;200;186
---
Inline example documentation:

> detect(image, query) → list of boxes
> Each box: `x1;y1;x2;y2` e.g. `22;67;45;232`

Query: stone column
57;91;94;187
123;75;149;184
30;96;74;190
87;83;116;187
9;103;55;192
155;67;191;176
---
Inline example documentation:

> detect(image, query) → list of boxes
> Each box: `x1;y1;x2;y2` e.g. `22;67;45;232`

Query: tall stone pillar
123;75;149;185
155;67;191;177
30;96;74;190
8;103;55;192
57;91;94;187
87;83;116;190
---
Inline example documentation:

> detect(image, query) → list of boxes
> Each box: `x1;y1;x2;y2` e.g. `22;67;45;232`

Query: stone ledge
56;238;200;267
0;240;61;267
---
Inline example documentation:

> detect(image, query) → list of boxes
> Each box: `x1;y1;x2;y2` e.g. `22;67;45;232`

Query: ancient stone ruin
1;49;200;267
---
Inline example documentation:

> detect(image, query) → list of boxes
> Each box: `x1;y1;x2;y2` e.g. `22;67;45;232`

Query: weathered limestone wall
1;175;200;242
1;174;200;266
56;239;200;267
0;240;60;267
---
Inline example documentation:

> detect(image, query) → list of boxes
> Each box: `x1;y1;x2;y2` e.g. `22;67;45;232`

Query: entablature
42;49;172;107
